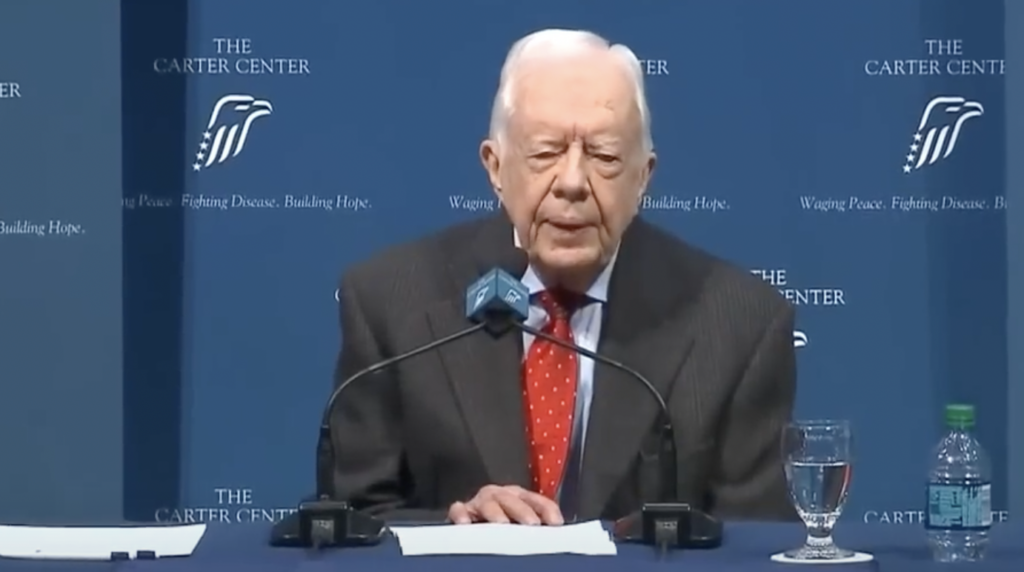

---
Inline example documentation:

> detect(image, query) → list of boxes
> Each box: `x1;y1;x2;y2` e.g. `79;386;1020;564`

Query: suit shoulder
339;217;487;289
640;221;791;320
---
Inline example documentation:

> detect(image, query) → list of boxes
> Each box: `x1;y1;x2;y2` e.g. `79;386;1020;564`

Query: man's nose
551;145;589;200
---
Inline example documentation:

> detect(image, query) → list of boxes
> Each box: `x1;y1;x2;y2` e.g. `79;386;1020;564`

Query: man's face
481;53;655;281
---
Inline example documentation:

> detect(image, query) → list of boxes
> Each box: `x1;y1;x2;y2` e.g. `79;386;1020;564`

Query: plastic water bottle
925;404;992;562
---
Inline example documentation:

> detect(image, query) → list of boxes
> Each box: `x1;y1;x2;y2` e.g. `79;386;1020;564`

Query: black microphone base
612;503;723;550
269;499;386;548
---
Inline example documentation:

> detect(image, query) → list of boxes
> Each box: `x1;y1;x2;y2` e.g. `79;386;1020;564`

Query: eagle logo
794;330;808;349
192;94;273;172
903;96;983;174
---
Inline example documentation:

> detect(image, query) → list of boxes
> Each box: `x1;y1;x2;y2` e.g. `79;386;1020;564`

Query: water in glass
782;420;855;560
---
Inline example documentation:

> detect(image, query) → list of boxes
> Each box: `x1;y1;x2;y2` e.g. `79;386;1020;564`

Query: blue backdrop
0;0;1017;528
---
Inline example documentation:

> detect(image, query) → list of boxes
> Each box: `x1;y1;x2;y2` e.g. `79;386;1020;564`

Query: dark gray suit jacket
331;213;798;523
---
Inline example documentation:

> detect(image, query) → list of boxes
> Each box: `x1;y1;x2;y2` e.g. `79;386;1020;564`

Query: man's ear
637;151;657;202
480;139;503;200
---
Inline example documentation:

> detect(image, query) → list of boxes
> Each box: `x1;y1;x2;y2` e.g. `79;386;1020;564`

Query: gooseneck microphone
313;323;490;505
471;267;723;554
518;323;720;552
516;325;679;500
270;265;526;548
271;321;489;548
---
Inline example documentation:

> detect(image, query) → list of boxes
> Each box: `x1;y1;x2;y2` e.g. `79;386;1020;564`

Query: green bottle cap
945;404;975;428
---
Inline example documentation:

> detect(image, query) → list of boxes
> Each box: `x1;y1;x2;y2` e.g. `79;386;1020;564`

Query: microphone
271;262;527;548
472;268;723;553
271;318;490;548
466;266;532;323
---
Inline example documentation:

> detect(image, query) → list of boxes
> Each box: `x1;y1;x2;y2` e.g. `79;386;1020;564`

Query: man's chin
532;246;605;274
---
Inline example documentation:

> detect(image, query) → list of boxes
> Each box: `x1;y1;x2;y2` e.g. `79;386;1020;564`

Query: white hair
488;29;653;153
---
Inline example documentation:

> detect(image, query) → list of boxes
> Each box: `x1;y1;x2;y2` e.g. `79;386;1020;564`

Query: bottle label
925;482;993;531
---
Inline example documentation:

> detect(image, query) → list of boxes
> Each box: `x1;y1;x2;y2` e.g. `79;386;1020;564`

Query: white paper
389;520;617;556
0;523;207;560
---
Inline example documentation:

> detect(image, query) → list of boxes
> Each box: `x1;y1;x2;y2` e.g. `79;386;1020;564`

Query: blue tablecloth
1;523;1020;572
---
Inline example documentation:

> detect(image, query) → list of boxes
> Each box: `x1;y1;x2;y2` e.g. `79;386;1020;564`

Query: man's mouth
547;220;588;232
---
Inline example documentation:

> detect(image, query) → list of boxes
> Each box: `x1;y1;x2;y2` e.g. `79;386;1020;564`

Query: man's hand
447;485;564;525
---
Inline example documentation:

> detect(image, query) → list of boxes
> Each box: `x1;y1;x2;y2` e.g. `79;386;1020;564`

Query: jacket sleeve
708;302;800;521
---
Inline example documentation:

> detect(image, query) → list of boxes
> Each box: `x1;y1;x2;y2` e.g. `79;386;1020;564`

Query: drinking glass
781;420;855;560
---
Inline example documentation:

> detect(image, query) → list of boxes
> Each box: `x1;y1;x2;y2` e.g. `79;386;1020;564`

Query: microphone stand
270;322;490;548
513;322;723;554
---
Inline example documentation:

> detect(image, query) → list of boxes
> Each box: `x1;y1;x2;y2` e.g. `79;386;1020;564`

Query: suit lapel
427;215;533;488
577;219;705;518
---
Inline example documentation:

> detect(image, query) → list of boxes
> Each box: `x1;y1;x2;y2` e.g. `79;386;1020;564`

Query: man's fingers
494;492;542;525
517;490;564;525
457;485;561;525
476;499;510;523
447;501;472;524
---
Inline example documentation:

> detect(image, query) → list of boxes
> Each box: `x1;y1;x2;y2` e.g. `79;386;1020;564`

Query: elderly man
332;29;796;525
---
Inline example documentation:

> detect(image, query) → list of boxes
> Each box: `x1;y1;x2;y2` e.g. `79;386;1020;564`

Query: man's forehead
513;65;632;117
514;54;629;94
513;87;634;133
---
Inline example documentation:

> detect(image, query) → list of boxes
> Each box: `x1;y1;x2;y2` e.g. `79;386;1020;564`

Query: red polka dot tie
522;290;579;499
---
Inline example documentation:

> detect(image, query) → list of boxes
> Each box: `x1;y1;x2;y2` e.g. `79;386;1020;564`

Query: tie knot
537;289;583;319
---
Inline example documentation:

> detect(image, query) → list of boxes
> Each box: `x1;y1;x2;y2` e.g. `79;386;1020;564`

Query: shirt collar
514;229;617;303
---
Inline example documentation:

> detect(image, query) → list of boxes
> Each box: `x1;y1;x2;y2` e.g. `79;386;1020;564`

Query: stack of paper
389;520;617;556
0;524;207;560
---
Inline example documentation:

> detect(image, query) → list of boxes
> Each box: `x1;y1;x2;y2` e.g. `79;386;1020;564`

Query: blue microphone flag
465;268;530;322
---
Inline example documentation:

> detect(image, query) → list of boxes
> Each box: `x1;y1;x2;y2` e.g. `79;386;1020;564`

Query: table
1;522;1020;572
